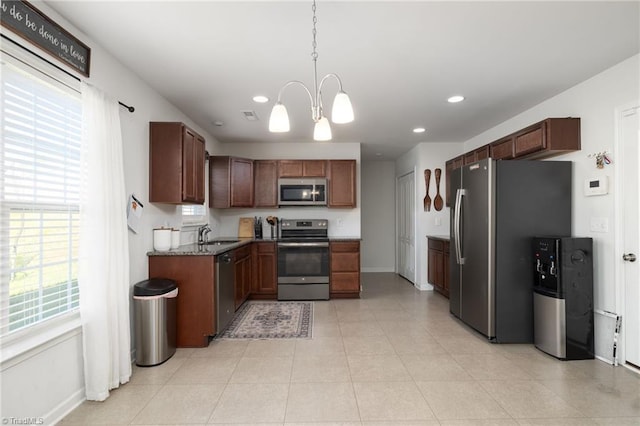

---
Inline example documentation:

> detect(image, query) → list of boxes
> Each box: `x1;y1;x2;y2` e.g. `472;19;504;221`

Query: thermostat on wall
584;176;609;196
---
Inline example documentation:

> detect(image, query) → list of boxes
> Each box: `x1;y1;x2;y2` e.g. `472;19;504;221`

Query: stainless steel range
277;219;329;300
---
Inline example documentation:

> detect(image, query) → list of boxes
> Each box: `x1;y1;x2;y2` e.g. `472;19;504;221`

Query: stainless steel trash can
134;279;178;366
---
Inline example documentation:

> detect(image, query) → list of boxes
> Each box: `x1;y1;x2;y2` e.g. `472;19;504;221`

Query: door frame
614;100;640;369
395;169;417;284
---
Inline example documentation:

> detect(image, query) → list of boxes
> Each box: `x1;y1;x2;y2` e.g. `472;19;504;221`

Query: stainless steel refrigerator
449;159;572;343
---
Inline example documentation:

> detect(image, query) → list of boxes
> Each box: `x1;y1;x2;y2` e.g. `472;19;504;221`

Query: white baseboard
361;267;395;273
414;282;433;291
47;387;85;425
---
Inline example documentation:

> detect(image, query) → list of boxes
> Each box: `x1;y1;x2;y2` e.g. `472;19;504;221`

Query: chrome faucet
197;224;211;245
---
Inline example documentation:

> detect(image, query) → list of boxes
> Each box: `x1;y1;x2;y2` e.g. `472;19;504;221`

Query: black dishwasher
215;251;235;334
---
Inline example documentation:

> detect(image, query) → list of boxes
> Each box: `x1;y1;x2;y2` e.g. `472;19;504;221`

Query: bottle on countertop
254;216;263;239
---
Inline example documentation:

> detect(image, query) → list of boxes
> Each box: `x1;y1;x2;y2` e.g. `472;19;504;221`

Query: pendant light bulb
331;90;354;124
269;102;290;132
313;116;332;141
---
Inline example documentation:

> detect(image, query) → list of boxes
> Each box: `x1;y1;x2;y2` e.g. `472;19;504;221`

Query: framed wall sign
1;0;91;77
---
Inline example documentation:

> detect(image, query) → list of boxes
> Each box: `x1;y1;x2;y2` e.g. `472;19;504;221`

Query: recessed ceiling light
252;95;269;103
413;127;426;133
447;95;465;103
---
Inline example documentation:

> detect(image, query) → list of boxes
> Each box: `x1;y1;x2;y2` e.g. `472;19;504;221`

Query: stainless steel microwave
278;178;327;206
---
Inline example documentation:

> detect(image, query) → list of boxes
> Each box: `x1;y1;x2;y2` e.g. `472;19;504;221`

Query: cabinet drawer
234;245;251;259
331;272;360;292
331;252;360;272
428;239;444;251
330;241;360;252
256;242;275;254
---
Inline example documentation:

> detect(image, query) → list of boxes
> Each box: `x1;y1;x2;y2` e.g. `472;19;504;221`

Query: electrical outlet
337;218;344;228
590;217;609;233
435;217;442;226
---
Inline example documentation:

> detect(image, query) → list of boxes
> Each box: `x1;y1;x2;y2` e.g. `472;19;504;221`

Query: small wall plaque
1;0;91;77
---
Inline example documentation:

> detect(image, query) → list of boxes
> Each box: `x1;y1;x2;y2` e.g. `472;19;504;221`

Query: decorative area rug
220;301;313;339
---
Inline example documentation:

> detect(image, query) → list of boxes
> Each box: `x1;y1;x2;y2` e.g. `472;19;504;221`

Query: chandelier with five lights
268;0;354;141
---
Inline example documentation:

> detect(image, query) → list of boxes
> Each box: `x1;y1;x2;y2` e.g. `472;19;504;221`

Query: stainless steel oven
277;219;330;300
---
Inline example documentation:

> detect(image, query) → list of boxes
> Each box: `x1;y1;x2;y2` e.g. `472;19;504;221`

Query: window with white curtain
0;49;82;337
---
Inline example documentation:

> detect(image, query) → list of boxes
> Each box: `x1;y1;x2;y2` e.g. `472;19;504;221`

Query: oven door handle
277;242;330;248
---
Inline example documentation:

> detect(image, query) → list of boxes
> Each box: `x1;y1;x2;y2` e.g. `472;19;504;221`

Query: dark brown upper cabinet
445;117;580;207
210;156;254;208
278;160;327;177
253;160;278;208
150;122;205;204
328;160;357;208
513;118;580;159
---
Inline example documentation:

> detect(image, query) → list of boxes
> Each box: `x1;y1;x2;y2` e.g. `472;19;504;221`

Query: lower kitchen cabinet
148;255;214;348
427;237;449;298
330;241;361;298
251;241;277;299
234;245;252;309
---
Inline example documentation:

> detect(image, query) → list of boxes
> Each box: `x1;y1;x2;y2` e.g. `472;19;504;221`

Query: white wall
396;143;464;289
0;1;222;423
462;54;639;358
397;55;638;359
361;161;396;272
212;142;361;238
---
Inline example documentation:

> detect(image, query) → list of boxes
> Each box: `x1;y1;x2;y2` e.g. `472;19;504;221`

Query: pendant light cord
311;0;321;120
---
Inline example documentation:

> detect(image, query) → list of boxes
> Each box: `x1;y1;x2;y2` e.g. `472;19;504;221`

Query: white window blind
1;54;82;337
180;204;207;218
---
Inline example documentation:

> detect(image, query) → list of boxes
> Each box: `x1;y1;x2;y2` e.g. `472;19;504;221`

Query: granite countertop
147;237;254;256
426;234;450;241
147;236;362;256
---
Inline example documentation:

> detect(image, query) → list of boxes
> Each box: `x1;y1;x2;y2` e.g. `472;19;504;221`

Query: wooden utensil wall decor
434;168;444;211
423;169;432;212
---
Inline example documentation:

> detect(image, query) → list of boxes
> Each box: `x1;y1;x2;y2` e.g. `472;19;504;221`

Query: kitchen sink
205;240;239;245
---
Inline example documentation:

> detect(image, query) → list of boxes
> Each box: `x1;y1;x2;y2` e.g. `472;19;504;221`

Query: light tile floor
60;272;640;425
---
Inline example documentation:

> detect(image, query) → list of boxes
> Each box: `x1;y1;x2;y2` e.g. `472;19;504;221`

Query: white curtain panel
79;83;131;401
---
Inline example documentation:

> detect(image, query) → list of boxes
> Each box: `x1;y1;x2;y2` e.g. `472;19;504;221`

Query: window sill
1;312;82;368
182;218;208;227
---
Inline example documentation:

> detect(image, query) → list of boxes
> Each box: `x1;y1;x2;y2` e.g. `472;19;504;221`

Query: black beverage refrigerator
533;237;594;359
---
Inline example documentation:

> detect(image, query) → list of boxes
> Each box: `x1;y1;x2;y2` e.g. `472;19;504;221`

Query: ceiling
46;1;639;160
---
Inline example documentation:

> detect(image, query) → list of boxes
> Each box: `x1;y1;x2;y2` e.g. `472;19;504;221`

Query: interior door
396;172;416;283
619;104;640;368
